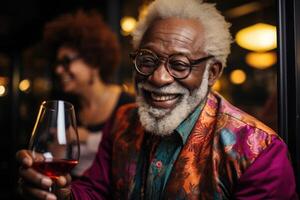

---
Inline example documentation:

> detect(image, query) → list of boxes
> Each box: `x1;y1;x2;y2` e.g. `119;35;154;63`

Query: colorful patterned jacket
110;92;295;199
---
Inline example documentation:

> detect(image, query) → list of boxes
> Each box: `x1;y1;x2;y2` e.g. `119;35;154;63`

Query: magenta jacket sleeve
234;138;298;200
71;122;112;200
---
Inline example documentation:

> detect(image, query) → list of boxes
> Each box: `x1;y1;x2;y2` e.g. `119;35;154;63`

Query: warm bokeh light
236;23;277;52
212;80;221;91
33;78;51;94
246;51;277;69
0;76;8;85
139;4;149;19
19;79;31;92
120;16;137;35
224;2;262;19
0;85;6;96
230;69;247;85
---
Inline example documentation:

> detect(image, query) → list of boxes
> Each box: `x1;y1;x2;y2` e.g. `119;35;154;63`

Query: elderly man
17;0;297;199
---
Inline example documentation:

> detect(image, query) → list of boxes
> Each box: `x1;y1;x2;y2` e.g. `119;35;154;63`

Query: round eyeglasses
54;55;81;71
130;49;214;79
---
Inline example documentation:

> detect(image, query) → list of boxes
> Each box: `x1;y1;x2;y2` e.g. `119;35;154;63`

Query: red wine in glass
29;100;80;186
32;159;79;180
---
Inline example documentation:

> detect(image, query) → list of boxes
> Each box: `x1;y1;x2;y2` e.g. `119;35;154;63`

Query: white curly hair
132;0;232;67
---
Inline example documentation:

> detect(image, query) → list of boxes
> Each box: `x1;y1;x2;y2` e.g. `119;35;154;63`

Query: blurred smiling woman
43;10;134;178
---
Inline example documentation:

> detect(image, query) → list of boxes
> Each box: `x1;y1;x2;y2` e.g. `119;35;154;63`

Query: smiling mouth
61;77;71;83
59;73;74;84
150;92;178;101
143;89;182;108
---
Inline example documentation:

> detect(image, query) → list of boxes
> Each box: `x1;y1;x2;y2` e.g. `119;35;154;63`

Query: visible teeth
151;92;177;101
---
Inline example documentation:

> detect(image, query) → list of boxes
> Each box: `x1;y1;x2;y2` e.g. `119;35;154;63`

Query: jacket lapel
112;107;145;199
164;93;219;199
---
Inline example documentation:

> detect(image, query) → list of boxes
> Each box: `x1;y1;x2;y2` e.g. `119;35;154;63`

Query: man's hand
16;150;72;200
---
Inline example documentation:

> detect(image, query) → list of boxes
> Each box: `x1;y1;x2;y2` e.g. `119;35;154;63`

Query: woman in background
43;10;134;178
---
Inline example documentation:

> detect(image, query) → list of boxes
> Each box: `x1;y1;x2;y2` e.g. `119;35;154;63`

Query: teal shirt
132;104;203;199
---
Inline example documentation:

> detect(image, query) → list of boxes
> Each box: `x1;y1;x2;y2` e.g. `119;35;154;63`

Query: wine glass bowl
29;100;80;180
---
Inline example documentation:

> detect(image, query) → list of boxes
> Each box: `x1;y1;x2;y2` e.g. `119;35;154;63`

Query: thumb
56;174;72;187
54;175;72;200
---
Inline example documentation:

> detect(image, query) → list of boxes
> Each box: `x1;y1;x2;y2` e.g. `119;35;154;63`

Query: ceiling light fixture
236;23;277;52
120;16;137;36
245;51;277;69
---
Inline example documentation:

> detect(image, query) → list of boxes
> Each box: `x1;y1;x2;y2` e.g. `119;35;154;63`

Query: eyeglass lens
55;56;80;70
135;50;191;79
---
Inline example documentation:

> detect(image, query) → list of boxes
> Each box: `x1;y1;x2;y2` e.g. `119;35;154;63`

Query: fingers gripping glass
29;100;80;191
130;49;214;79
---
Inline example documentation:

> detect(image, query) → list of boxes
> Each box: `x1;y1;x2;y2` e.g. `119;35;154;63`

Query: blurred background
0;0;289;199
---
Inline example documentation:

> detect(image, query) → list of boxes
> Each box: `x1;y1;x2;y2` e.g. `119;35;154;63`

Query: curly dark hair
43;10;121;83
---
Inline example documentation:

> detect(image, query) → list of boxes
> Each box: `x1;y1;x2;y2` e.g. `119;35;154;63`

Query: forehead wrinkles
143;33;198;57
156;31;194;47
141;23;204;55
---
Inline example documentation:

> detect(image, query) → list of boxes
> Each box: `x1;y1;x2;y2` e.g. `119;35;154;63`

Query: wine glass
28;100;80;186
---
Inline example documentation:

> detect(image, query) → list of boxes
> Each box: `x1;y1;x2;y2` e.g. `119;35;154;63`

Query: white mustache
137;82;188;95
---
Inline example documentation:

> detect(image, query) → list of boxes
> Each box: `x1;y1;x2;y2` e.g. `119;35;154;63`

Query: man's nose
147;63;174;87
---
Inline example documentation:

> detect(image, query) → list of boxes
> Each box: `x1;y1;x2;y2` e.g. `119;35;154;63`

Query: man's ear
208;61;222;87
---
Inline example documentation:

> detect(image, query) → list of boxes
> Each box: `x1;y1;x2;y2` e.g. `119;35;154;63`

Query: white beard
136;66;209;136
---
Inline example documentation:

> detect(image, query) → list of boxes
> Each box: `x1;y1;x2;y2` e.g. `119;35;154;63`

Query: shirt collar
175;99;206;145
